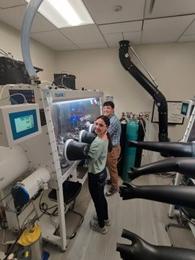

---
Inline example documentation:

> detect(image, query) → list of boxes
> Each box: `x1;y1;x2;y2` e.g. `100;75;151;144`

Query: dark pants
88;169;108;228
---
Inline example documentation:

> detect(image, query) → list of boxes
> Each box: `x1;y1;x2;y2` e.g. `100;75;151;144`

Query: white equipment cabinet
0;83;103;251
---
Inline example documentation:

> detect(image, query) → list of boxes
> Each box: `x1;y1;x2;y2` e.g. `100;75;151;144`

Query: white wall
55;43;195;141
55;48;153;113
1;20;195;141
0;21;55;81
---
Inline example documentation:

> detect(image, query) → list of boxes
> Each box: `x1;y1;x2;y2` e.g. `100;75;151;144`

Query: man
103;101;121;196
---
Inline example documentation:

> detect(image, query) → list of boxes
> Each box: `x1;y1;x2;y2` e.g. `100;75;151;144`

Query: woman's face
94;118;107;137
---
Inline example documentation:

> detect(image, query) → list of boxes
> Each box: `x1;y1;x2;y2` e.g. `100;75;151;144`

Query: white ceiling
0;0;195;51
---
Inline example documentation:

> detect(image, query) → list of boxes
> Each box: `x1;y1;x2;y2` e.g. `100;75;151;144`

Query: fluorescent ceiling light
25;0;94;28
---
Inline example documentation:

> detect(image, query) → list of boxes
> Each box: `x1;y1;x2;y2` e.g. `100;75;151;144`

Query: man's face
103;105;114;117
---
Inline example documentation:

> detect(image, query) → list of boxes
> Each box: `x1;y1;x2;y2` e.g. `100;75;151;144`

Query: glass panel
51;97;101;170
187;120;195;142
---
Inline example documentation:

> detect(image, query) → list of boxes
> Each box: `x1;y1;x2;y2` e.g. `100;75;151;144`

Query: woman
88;115;112;234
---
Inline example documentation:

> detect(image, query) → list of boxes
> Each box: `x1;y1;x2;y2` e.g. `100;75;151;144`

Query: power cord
0;93;28;104
39;191;58;217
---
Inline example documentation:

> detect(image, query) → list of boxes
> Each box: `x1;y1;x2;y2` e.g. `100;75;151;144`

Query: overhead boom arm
119;40;168;142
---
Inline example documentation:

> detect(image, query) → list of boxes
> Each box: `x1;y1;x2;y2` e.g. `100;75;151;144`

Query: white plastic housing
0;103;41;147
0;145;29;190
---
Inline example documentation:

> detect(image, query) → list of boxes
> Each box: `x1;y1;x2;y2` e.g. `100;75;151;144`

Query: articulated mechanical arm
119;183;195;209
117;229;195;260
129;157;195;181
119;40;168;142
129;141;195;157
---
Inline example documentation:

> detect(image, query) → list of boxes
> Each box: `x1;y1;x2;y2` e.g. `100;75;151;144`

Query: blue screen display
9;109;38;140
181;103;189;115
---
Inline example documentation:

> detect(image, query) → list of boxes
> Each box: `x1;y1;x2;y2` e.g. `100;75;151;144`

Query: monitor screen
15;114;35;133
9;109;38;140
181;103;189;115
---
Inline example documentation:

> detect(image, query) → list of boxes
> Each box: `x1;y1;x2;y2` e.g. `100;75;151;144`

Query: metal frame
119;40;168;142
168;105;195;218
0;84;103;251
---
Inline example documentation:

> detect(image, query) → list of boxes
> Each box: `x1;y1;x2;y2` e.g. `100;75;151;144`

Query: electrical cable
2;192;45;259
39;191;58;217
3;228;25;260
0;93;28;104
21;208;36;230
3;210;47;259
129;45;158;87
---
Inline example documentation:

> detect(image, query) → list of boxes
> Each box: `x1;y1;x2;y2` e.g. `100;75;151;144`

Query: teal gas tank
122;119;139;181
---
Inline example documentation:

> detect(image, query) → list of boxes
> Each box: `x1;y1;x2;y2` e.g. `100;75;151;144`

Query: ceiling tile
142;15;195;44
99;21;142;34
182;19;195;35
145;0;195;18
123;31;142;44
31;13;57;32
60;24;106;45
103;32;123;47
77;41;107;49
1;0;195;51
83;0;145;24
0;4;57;32
0;0;24;9
0;5;25;30
31;31;78;51
104;31;141;47
179;34;195;42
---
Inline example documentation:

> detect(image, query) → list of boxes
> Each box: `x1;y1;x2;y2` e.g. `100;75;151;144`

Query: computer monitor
181;100;194;118
0;104;41;146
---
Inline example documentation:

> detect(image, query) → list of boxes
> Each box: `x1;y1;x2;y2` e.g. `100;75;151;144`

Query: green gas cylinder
122;119;139;181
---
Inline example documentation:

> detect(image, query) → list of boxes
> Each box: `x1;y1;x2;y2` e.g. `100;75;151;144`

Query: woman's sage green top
88;136;108;174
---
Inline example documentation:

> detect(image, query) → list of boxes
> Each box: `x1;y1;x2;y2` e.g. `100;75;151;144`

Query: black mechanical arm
128;157;195;181
119;40;168;142
129;140;195;157
119;183;195;209
117;229;195;260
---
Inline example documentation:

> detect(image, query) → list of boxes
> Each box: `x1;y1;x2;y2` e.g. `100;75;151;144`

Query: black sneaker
106;186;118;196
90;220;108;234
93;215;111;226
